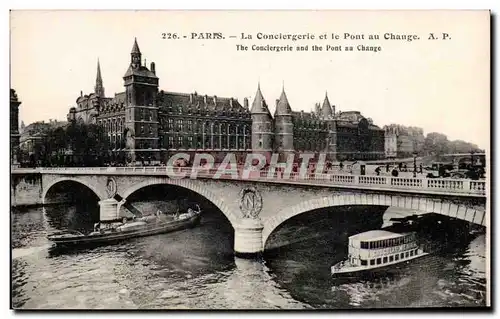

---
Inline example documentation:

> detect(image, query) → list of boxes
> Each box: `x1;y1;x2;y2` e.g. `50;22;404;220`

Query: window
414;249;418;255
361;260;367;266
187;120;193;131
405;252;409;258
361;242;368;249
149;125;153;135
383;257;388;263
376;258;381;265
167;119;173;130
395;254;399;261
410;250;414;257
401;253;405;259
188;136;193;148
370;259;375;266
389;255;394;262
177;136;183;148
140;125;144;134
178;120;184;131
168;136;173;148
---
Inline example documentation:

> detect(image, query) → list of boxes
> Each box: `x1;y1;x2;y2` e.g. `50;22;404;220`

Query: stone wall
11;174;73;207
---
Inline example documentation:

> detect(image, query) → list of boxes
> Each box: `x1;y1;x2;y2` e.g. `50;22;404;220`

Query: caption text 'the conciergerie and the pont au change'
161;31;451;53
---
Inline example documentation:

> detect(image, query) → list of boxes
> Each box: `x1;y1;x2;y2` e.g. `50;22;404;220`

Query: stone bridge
12;167;488;256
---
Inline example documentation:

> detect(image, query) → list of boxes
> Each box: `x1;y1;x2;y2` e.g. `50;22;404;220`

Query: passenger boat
331;230;429;277
47;205;201;247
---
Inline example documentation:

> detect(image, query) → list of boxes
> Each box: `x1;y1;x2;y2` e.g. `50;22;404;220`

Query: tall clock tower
123;38;159;165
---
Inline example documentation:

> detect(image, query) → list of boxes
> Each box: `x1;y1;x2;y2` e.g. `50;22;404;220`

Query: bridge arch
261;193;485;246
120;178;240;228
42;177;107;204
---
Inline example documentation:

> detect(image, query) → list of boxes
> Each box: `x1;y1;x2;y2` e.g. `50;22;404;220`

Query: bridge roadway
11;167;488;256
15;166;486;197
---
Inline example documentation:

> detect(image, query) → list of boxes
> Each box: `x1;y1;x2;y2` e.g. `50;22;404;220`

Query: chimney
229;97;233;108
189;93;194;104
244;97;249;109
150;62;156;75
213;95;217;106
80;91;83;97
204;95;208;105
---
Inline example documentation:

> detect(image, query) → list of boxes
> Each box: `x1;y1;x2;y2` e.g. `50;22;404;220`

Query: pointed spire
250;82;271;116
275;86;292;116
96;58;102;82
131;37;141;54
321;91;332;118
94;58;105;97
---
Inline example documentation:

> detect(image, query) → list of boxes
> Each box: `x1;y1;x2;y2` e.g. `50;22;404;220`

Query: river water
11;201;487;309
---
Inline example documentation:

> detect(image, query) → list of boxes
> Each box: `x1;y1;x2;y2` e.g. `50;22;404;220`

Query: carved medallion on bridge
239;187;263;219
106;177;117;198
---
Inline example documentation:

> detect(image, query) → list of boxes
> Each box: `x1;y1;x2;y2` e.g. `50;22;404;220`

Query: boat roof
349;230;407;241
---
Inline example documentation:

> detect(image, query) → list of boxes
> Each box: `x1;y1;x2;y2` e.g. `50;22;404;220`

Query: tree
423;132;449;156
29;122;110;167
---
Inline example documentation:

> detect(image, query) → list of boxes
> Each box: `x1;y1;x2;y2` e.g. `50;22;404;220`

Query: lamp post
413;151;418;178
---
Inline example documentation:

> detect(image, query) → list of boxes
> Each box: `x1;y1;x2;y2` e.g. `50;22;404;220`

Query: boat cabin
347;230;420;267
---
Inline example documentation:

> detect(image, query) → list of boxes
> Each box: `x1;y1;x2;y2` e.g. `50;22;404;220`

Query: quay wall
11;174;71;208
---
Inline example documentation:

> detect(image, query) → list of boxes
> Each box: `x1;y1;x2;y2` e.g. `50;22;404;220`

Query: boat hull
331;252;430;279
48;214;200;248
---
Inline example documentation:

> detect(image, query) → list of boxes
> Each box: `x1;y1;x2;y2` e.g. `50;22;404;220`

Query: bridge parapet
25;167;486;197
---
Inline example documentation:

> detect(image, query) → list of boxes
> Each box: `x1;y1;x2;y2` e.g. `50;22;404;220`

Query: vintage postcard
10;10;490;310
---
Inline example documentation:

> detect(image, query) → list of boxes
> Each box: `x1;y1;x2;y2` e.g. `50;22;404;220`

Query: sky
10;10;490;148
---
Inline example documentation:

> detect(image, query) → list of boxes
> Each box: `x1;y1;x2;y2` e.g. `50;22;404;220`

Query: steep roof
131;37;141;54
274;88;292;116
158;91;246;113
123;65;158;78
250;83;271;116
321;92;333;117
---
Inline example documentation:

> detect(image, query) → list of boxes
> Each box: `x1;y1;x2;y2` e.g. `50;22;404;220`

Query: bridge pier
234;218;264;258
99;198;119;221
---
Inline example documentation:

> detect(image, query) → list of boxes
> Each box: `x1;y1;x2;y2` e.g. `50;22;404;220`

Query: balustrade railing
20;166;486;195
359;176;387;185
427;179;463;190
391;177;423;188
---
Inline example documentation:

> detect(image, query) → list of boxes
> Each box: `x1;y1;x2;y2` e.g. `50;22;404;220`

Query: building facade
384;124;425;158
250;87;385;162
10;89;21;166
68;38;251;165
67;38;385;165
19;120;67;154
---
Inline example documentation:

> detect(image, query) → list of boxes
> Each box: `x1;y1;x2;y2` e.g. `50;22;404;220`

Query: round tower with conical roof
250;83;273;153
274;87;294;157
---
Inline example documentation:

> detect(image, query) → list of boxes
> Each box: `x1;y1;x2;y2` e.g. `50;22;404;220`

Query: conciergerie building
67;38;385;165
